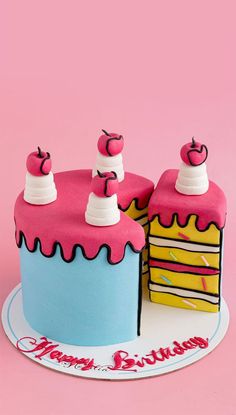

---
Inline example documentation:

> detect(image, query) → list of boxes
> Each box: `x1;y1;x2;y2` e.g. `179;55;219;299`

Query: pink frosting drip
15;170;148;263
148;170;226;230
118;172;154;211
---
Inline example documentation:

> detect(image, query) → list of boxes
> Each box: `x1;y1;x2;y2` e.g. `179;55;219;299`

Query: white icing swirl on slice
175;162;209;195
24;171;57;205
85;193;120;226
92;153;124;182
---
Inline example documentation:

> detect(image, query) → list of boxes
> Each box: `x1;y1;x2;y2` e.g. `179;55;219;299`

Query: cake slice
148;138;226;312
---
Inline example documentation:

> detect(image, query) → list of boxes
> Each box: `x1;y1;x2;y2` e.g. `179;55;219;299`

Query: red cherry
180;137;208;166
97;130;124;156
91;171;119;197
26;147;52;176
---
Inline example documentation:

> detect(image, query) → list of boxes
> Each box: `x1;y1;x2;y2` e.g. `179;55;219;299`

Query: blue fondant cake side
20;241;141;346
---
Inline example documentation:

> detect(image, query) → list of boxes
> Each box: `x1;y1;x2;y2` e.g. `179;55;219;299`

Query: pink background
1;1;235;414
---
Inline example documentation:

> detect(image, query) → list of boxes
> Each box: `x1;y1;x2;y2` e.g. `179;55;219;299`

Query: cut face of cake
16;167;145;346
148;139;227;313
118;173;153;283
92;130;154;280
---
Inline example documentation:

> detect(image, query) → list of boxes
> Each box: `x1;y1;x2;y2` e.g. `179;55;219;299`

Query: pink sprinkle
201;277;207;291
178;232;190;241
182;299;197;309
201;255;209;267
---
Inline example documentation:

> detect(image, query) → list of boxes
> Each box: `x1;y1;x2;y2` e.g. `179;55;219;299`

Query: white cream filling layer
85;193;120;226
149;236;220;253
149;283;219;303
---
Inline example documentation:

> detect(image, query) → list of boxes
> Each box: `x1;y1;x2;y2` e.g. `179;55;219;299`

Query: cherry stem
111;171;117;178
37;146;44;158
102;129;111;136
97;170;105;178
191;137;196;148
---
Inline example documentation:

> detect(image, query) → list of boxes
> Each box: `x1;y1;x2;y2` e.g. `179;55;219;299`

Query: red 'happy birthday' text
16;335;208;372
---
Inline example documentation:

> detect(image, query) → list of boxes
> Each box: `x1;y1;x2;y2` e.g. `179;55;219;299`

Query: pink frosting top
15;170;151;264
118;172;154;211
148;170;227;230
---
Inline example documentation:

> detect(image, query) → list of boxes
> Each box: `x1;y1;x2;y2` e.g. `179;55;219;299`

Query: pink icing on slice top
148;170;226;230
15;170;152;263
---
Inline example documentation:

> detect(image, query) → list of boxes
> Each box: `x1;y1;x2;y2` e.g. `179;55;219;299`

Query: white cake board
2;283;229;380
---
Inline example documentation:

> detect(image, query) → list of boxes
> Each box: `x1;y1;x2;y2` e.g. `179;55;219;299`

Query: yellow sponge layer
122;199;149;276
150;245;220;269
150;291;219;312
150;267;219;294
150;215;220;245
122;200;148;221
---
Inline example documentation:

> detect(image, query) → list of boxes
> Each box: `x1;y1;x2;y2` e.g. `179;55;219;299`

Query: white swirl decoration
85;193;120;226
175;162;209;195
92;152;124;182
24;171;57;205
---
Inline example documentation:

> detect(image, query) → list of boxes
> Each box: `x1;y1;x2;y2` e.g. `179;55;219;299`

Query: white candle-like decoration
85;171;120;226
92;130;125;182
24;147;57;205
175;137;209;195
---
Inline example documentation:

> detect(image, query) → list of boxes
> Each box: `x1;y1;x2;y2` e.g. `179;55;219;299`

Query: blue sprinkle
160;275;172;285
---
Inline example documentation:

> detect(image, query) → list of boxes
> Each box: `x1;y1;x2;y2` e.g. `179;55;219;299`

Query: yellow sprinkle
169;251;177;261
182;299;197;309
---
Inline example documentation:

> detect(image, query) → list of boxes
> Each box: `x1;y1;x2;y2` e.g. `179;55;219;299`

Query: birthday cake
14;132;154;346
14;134;227;349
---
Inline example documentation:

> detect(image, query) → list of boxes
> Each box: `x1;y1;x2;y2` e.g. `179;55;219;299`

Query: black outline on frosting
118;197;151;213
16;230;145;265
149;213;226;232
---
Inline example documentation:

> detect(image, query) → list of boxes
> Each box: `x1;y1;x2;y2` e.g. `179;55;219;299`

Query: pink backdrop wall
1;1;235;414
